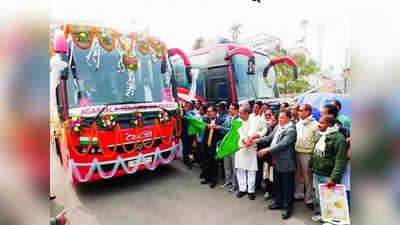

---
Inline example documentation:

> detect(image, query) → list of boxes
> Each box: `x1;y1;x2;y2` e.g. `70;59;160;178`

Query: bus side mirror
161;57;167;74
263;63;272;78
247;57;255;75
185;66;192;83
293;66;298;79
263;56;298;79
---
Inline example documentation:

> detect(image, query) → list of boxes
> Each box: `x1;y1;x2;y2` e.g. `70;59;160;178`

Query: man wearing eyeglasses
200;105;225;189
254;109;297;220
294;104;319;210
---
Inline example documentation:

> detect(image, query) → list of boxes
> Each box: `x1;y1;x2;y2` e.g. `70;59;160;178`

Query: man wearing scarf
308;114;348;222
255;109;297;220
294;104;319;210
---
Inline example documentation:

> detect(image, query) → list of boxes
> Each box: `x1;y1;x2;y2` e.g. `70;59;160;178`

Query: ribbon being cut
215;120;243;160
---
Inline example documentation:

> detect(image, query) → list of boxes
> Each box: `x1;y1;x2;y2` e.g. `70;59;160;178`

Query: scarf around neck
314;124;339;157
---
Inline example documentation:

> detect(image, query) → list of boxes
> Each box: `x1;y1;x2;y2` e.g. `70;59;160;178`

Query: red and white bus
50;23;192;183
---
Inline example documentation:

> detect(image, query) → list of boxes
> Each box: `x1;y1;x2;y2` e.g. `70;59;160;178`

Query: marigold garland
66;122;96;156
117;32;135;52
156;119;173;145
68;24;95;49
66;117;179;158
96;27;116;52
115;123;139;154
95;122;119;158
150;37;166;58
135;34;150;55
139;121;157;149
173;117;182;136
60;24;168;56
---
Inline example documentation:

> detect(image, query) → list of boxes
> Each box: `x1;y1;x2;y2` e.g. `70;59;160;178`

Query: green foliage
271;51;319;94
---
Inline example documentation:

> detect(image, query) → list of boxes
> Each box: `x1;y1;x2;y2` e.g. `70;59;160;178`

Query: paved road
50;149;315;225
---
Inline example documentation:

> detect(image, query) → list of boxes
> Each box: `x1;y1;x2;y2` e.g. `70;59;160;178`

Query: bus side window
219;82;227;99
207;66;230;102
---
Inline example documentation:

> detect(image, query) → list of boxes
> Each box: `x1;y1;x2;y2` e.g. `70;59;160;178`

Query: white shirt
210;118;216;125
235;118;258;171
250;113;267;136
144;85;152;102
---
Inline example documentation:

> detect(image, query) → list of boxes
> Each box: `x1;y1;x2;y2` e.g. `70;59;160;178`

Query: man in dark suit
255;109;297;220
217;102;240;192
200;105;224;189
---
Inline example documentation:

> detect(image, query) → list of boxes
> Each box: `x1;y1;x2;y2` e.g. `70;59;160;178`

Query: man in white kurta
249;101;268;190
235;106;258;200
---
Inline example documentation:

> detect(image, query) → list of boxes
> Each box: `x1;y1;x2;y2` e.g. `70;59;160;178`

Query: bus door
206;66;231;102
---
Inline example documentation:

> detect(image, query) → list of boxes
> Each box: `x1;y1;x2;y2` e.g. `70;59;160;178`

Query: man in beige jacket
294;104;319;210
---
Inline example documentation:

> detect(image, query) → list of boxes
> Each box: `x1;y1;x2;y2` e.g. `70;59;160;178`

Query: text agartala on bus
50;23;193;183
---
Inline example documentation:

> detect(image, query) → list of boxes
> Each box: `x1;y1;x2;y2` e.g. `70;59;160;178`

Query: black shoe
294;197;303;202
268;204;283;210
221;182;232;188
236;191;246;198
248;193;255;200
306;203;315;210
199;174;205;179
200;180;209;185
281;209;292;220
187;164;192;170
210;183;216;189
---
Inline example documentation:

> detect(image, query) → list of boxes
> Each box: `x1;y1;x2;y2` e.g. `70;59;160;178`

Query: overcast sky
50;0;350;70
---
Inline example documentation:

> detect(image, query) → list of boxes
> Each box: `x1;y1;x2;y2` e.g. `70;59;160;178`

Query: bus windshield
231;53;278;102
65;45;173;109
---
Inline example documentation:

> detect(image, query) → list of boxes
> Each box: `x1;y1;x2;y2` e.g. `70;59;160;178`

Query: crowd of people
181;99;350;221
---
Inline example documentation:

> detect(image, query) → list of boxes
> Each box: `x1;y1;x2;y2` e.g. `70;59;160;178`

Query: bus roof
189;43;269;57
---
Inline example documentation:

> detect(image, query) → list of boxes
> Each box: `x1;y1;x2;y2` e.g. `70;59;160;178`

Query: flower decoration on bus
117;33;134;52
70;24;93;48
150;37;166;58
158;111;169;126
136;35;150;55
131;111;145;128
96;27;116;51
99;114;117;130
68;116;86;135
122;52;139;71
